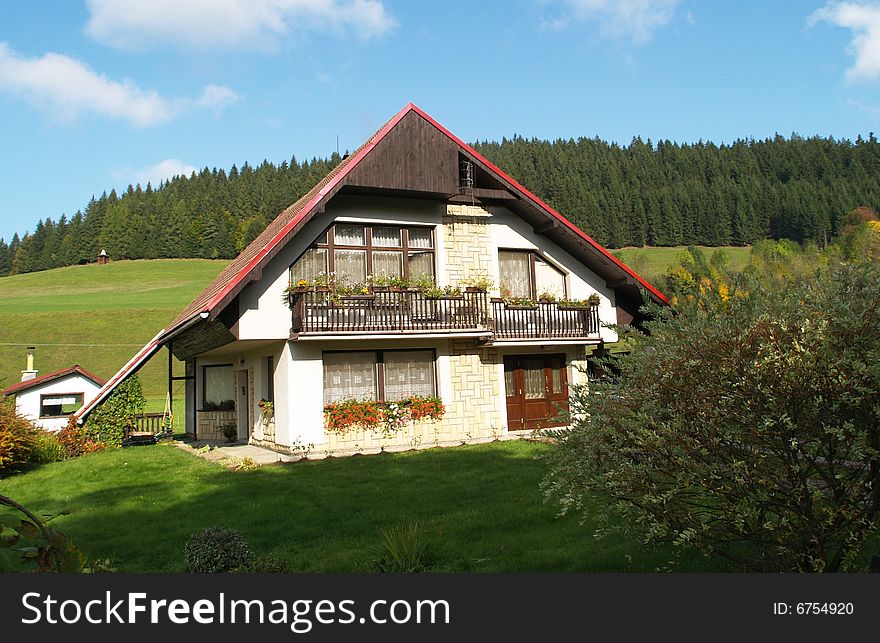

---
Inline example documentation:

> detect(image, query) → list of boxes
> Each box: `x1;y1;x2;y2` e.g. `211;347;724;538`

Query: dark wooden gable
344;110;460;195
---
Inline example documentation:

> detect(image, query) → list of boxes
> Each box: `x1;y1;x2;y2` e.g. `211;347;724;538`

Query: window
498;250;567;299
290;224;435;284
262;356;274;404
384;350;435;400
323;350;437;404
202;364;235;408
324;352;378;404
40;393;83;418
290;247;327;284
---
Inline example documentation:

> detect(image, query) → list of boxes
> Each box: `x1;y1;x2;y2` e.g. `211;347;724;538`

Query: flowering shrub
324;399;383;433
407;396;445;422
323;396;445;434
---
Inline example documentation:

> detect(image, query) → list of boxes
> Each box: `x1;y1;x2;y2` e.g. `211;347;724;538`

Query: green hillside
613;245;752;284
0;259;226;408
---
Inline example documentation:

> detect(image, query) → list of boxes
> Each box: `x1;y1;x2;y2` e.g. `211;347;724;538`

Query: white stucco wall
13;374;103;432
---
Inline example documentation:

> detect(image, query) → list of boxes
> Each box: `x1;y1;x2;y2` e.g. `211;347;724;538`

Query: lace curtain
323;352;377;404
499;251;531;298
384;351;435;400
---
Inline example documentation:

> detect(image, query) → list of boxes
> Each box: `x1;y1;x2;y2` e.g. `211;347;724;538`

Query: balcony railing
491;299;600;339
290;289;490;334
289;288;600;339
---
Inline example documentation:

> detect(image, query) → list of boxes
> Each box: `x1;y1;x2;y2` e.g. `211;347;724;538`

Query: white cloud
810;2;880;82
85;0;397;51
0;43;238;127
550;0;681;44
128;159;199;187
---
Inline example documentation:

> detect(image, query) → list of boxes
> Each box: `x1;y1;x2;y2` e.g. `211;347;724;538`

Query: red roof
162;103;667;340
2;365;106;396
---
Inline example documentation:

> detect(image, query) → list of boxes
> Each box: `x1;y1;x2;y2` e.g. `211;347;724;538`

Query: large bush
544;262;880;572
185;526;253;573
84;375;145;447
0;399;40;475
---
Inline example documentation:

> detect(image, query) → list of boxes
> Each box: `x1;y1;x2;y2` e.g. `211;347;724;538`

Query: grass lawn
0;440;726;573
0;259;226;402
613;245;752;284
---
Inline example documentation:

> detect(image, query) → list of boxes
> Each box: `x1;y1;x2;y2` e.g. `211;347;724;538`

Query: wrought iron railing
290;289;490;333
491;299;600;339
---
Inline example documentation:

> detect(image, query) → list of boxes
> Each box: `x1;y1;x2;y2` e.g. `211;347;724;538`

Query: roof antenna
336;134;339;157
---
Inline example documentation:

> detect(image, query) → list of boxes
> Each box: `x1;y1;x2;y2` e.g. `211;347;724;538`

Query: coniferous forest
1;132;879;276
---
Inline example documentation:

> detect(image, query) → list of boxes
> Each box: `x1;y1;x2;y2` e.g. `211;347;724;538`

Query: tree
543;262;880;572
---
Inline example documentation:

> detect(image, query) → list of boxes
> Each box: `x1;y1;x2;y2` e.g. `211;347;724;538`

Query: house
77;103;667;455
3;347;106;431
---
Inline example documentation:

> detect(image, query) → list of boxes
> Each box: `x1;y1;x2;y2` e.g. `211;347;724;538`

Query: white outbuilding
3;348;106;431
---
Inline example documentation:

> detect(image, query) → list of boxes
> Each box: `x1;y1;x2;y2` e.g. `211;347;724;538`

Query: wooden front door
503;354;569;431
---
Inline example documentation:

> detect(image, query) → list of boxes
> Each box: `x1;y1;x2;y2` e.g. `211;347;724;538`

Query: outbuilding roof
2;365;106;396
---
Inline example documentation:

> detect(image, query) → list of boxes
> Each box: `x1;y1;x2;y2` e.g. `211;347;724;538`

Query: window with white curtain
323;352;377;404
290;247;328;283
203;365;235;407
499;250;567;299
499;250;532;298
290;224;435;284
334;249;367;284
323;350;437;404
384;350;435;400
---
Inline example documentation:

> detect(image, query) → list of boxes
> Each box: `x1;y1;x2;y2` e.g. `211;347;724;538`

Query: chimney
21;346;38;382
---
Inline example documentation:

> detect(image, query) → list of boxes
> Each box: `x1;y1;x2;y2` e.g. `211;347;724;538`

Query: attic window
459;158;474;190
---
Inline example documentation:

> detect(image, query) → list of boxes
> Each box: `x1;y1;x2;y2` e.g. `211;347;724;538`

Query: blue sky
2;0;880;242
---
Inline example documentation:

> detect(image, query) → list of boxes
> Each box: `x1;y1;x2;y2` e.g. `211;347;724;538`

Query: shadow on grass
1;441;728;573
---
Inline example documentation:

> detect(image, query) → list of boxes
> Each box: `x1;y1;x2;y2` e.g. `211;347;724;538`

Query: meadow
0;440;726;572
0;259;226;411
612;245;752;284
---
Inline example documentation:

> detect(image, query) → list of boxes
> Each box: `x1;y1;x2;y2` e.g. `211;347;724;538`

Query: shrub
221;423;238;442
543;262;880;572
369;521;431;573
84;375;146;447
57;418;106;459
185;526;253;573
0;399;40;475
29;431;66;464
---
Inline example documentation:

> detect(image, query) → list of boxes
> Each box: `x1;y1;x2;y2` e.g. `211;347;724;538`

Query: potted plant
338;284;375;299
557;298;589;309
461;273;494;293
503;296;538;309
258;399;274;427
221;423;238;443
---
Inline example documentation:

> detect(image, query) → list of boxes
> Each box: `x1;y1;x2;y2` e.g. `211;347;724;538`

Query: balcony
290;288;490;335
289;288;600;340
491;298;600;340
